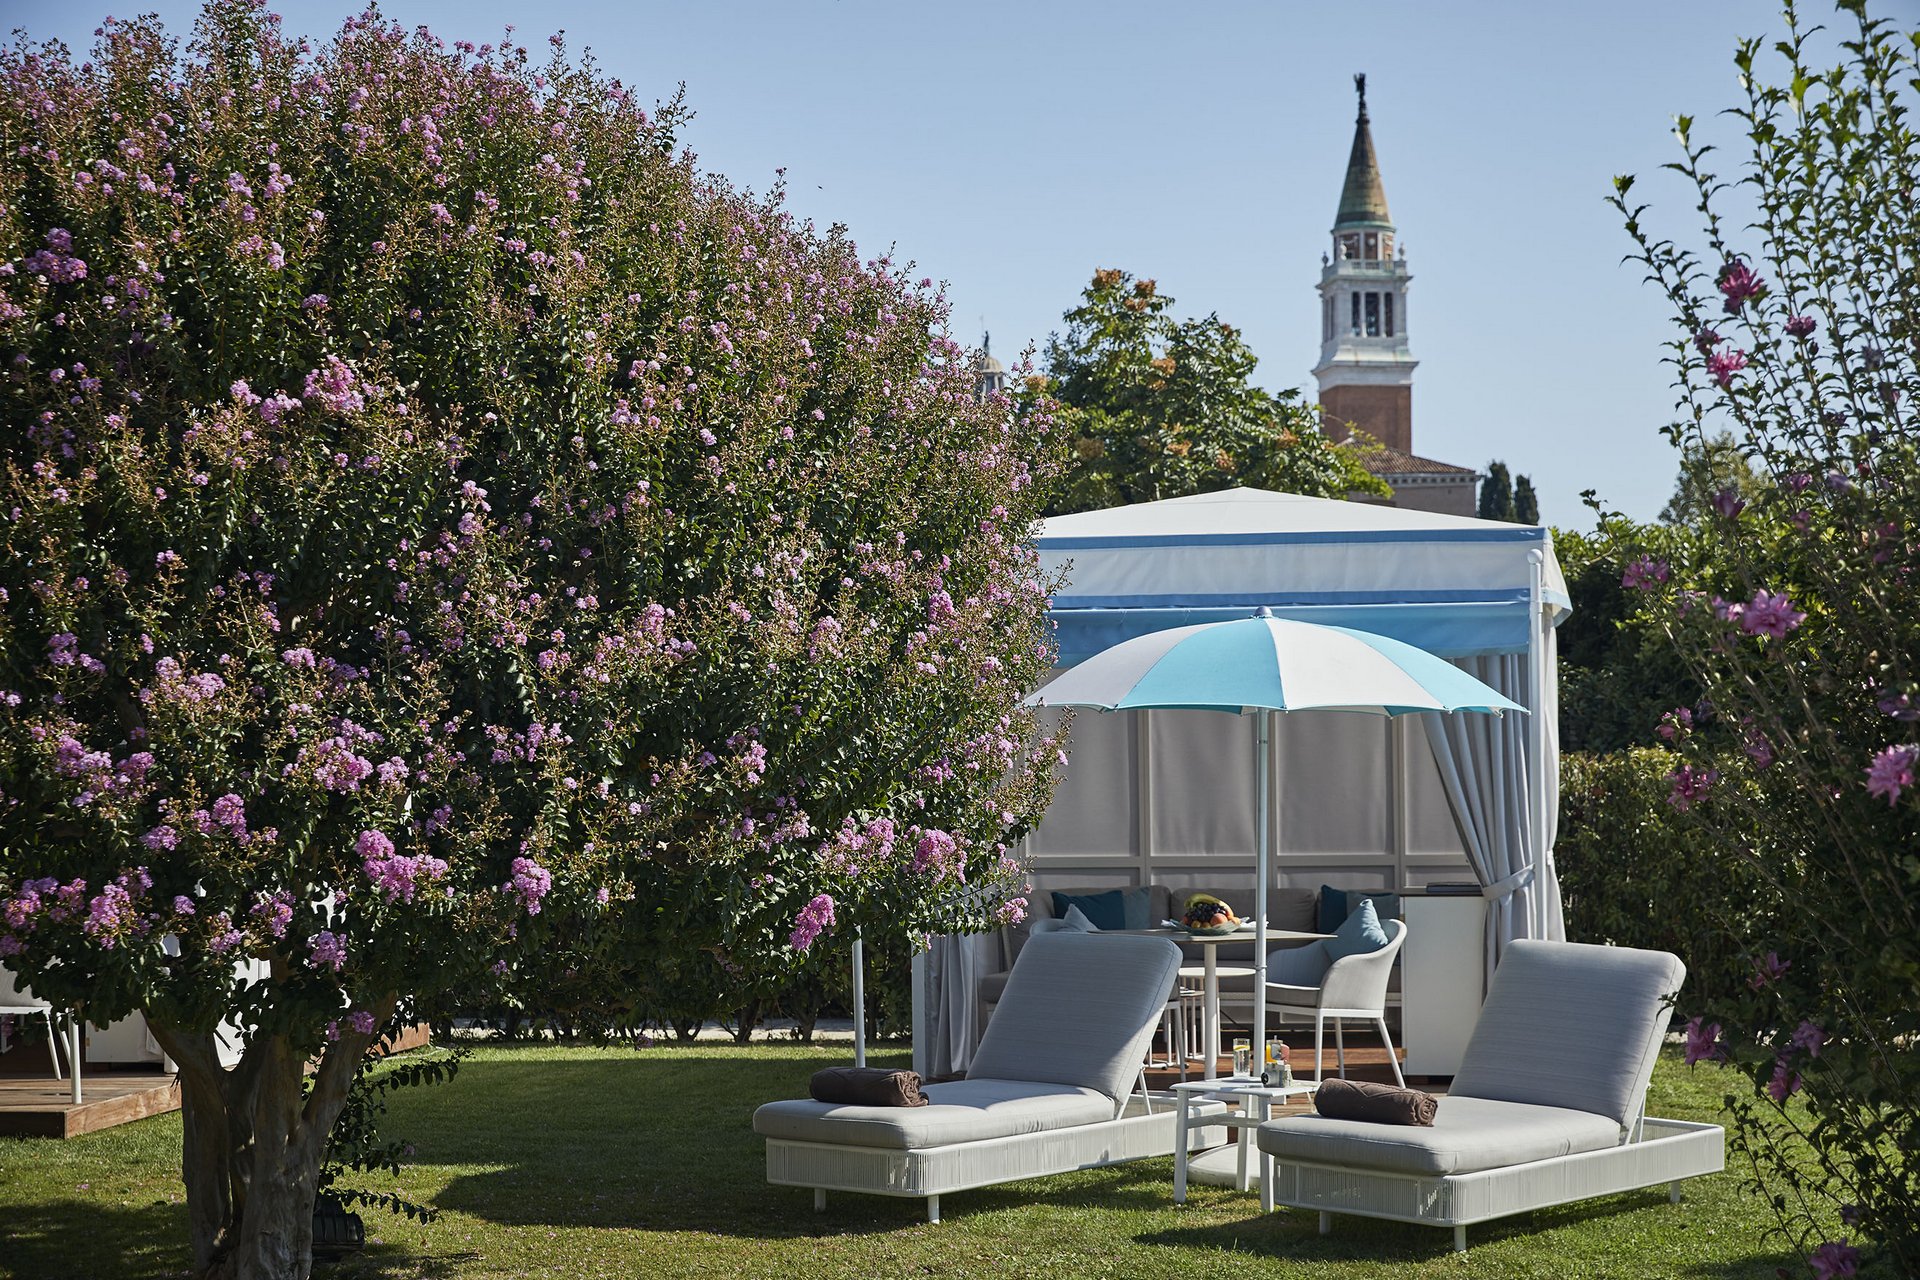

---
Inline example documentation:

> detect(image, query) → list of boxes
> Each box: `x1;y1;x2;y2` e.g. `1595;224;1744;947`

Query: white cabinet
1400;894;1486;1077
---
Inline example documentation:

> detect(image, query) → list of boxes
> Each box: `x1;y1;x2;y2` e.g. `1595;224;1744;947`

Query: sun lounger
753;932;1226;1222
1254;939;1724;1251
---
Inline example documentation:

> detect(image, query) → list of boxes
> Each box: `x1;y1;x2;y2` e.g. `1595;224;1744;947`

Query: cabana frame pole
1526;550;1548;942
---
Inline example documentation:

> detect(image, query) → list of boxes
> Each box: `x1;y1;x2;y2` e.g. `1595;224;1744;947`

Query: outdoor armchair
1253;939;1724;1252
1263;917;1406;1086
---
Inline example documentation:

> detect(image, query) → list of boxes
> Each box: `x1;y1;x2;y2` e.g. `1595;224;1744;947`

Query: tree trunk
150;993;396;1280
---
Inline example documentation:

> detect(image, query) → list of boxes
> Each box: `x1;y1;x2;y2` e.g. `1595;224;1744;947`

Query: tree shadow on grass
1136;1187;1797;1277
319;1245;483;1280
412;1050;1195;1239
0;1198;189;1280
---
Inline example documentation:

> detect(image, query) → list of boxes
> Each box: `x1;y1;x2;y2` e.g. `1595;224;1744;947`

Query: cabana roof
1036;487;1571;665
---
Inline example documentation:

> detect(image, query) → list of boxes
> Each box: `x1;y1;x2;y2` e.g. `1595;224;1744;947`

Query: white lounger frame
766;1095;1229;1223
1263;1116;1724;1252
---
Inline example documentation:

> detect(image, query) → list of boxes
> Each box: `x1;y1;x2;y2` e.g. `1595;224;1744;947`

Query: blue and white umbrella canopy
1027;611;1525;718
1024;608;1522;1078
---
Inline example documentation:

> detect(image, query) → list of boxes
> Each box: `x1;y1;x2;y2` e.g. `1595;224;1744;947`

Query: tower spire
1336;72;1391;228
1314;74;1415;455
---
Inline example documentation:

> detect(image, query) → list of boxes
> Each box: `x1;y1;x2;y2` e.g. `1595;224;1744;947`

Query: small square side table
1171;1076;1316;1213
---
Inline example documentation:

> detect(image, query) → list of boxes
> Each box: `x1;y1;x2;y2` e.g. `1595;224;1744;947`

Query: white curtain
920;933;986;1077
1420;648;1565;991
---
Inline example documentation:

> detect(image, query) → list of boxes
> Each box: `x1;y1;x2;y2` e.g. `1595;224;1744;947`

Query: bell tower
1314;74;1416;454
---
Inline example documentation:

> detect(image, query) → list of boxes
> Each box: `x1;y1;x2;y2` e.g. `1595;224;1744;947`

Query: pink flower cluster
251;889;294;940
789;893;836;951
1750;951;1791;990
307;930;347;972
301;734;375;792
1809;1241;1861;1279
817;816;898;876
21;228;87;284
1865;745;1917;806
506;856;551;914
1664;763;1719;812
1620;556;1669;590
302;355;366;415
1717;259;1766;313
911;828;964;880
1705;346;1748;389
1738;590;1805;639
359;829;449;904
1682;1016;1722;1066
81;868;152;949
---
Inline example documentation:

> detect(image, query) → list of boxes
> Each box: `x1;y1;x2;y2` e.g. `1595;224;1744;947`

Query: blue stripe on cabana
1051;603;1532;665
1038;526;1547;550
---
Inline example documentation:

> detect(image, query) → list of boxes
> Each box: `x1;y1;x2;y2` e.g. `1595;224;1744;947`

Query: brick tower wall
1320;384;1413;453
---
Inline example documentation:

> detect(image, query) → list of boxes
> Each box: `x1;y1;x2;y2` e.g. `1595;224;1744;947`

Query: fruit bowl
1179;893;1241;935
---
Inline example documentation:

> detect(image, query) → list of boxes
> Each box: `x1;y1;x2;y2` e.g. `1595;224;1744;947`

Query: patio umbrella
1024;607;1523;1073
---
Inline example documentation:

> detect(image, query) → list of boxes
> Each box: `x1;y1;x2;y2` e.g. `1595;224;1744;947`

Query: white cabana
914;487;1572;1076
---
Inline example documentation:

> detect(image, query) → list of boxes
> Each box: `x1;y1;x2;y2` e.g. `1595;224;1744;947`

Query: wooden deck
1144;1026;1427;1096
0;1072;180;1139
0;1023;431;1139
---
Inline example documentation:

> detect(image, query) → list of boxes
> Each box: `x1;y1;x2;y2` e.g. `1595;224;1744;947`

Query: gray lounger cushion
1449;940;1685;1132
1257;1095;1621;1177
966;933;1182;1109
754;1079;1111;1150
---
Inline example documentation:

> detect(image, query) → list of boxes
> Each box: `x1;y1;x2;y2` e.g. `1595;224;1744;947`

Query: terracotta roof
1350;445;1478;477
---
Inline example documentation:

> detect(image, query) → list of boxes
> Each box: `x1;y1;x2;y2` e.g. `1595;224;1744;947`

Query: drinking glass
1232;1037;1252;1078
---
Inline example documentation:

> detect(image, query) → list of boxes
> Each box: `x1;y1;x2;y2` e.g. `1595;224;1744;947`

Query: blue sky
13;0;1807;527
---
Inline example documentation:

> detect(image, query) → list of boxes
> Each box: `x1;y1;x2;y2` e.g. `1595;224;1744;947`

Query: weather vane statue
1355;72;1368;120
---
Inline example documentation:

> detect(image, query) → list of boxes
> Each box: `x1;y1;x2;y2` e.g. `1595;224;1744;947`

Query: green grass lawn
0;1044;1794;1279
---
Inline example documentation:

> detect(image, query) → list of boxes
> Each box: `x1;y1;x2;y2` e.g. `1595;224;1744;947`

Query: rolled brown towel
809;1066;929;1108
1312;1077;1439;1126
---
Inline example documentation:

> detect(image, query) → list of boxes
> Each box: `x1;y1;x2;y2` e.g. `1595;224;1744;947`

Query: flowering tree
1036;267;1387;514
1608;2;1919;1271
0;6;1062;1278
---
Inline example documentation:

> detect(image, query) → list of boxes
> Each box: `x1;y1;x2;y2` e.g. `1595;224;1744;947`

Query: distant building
1313;75;1480;518
973;333;1009;402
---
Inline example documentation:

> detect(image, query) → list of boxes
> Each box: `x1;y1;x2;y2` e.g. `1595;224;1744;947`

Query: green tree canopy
1514;474;1540;524
1036;268;1387;513
1657;429;1770;524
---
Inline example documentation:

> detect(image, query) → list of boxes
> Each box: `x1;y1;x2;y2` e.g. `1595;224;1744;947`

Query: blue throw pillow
1033;905;1100;935
1051;889;1126;931
1318;885;1403;934
1324;897;1390;962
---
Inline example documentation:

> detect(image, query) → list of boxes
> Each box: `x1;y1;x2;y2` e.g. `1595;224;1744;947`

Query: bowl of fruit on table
1180;894;1242;936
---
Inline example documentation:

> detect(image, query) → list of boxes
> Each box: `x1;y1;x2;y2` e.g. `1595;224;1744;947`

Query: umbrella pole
1253;712;1269;1076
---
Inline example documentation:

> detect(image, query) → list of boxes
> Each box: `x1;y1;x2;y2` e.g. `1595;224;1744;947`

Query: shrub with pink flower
1606;12;1920;1263
0;5;1060;1273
